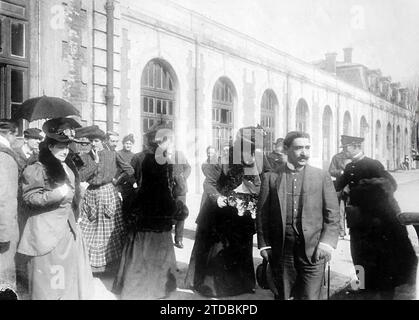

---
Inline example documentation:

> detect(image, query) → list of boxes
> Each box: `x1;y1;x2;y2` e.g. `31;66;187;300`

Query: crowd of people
0;110;417;300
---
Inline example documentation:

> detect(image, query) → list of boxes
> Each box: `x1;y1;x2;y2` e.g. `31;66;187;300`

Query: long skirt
185;204;256;297
79;183;126;272
28;224;94;300
112;231;177;300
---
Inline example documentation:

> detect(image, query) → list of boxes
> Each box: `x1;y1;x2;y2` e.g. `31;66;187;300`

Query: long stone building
0;0;415;193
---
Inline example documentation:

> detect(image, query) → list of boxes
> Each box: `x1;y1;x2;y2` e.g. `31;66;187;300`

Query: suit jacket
256;164;340;263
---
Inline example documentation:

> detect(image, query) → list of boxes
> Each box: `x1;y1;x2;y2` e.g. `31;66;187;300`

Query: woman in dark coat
112;126;186;299
350;177;417;298
17;118;94;300
185;126;270;297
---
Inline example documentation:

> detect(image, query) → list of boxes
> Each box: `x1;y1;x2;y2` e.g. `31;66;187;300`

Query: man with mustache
257;131;340;299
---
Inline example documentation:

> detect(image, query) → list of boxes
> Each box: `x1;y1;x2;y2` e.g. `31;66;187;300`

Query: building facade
0;0;415;193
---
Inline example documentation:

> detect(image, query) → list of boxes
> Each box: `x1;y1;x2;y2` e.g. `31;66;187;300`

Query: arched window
375;120;381;159
322;106;333;169
360;116;369;138
405;128;409;156
295;99;309;132
386;123;393;170
396;125;401;166
141;59;176;133
360;116;369;154
343;111;352;135
260;89;277;152
212;77;235;154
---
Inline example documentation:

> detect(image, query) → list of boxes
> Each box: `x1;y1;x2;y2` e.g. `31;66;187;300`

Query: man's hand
260;248;272;262
315;243;333;262
217;196;227;208
92;149;100;163
0;241;10;253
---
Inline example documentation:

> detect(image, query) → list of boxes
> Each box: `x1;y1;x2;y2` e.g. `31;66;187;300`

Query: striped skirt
79;183;126;272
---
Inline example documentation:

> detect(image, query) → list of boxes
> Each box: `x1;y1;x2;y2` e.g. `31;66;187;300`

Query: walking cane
327;262;331;299
324;261;331;299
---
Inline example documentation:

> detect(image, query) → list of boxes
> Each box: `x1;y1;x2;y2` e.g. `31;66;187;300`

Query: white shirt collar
0;135;11;149
21;143;33;158
352;152;365;162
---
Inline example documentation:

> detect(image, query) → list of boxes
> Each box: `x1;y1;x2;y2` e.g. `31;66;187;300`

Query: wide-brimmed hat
75;125;105;140
23;128;43;140
340;135;364;148
42;117;81;143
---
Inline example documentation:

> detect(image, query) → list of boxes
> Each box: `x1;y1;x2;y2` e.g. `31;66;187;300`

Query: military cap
23;128;43;140
340;135;364;148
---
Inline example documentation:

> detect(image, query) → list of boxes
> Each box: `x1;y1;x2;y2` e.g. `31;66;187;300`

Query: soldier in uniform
329;136;352;238
336;135;417;299
267;138;286;172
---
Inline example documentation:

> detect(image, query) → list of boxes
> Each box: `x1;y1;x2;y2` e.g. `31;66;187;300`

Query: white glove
217;196;227;208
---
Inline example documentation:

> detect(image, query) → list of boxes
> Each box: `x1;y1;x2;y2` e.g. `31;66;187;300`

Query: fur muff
350;177;418;289
38;145;81;216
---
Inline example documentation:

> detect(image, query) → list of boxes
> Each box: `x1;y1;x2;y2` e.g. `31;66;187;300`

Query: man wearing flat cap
329;136;352;238
0;119;19;298
13;128;43;169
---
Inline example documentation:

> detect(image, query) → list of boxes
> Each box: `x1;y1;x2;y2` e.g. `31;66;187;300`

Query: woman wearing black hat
17;118;94;300
77;126;134;274
112;124;185;299
185;126;271;297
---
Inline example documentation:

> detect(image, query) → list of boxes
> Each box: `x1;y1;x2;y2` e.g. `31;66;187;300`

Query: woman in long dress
77;126;134;273
17;118;94;300
113;125;187;299
185;126;270;297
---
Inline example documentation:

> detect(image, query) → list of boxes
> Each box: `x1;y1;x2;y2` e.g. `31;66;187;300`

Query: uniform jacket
0;143;19;242
337;156;396;193
256;164;340;263
17;148;80;257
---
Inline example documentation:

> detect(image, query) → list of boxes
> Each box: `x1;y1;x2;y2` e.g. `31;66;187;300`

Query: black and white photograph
1;0;419;306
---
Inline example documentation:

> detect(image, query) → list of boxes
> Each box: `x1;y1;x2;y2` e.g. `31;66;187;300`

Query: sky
170;0;419;85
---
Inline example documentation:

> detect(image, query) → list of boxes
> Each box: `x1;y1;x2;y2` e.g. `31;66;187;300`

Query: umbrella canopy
13;96;80;122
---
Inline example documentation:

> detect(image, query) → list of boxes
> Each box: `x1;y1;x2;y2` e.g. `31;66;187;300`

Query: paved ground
91;168;419;300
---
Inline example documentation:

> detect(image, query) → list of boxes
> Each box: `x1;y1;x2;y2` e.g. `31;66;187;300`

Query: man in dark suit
13;128;43;169
257;131;340;300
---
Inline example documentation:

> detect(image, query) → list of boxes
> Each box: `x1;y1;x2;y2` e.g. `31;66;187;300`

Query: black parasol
13;95;81;122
